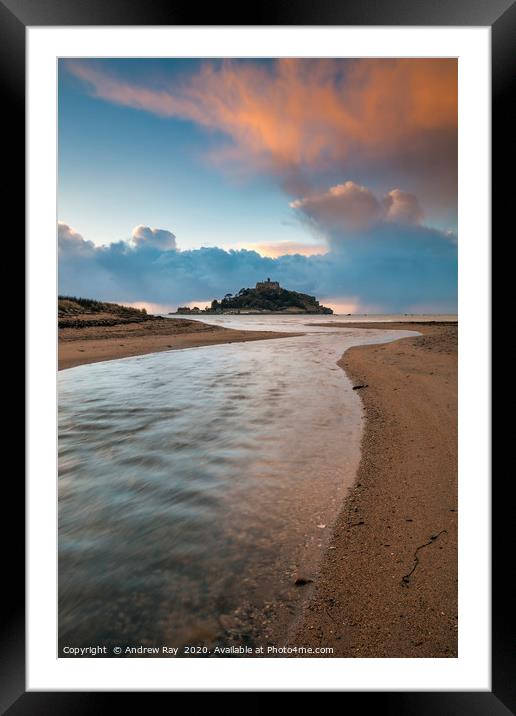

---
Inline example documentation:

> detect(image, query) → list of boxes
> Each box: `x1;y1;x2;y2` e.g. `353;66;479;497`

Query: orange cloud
290;181;424;233
291;181;382;230
66;58;457;210
383;189;423;225
236;241;328;258
320;298;361;315
121;301;174;313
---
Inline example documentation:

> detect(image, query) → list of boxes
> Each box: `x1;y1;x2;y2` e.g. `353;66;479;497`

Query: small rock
294;574;313;586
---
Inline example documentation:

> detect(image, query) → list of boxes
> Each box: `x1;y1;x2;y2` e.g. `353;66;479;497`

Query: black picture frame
5;0;510;709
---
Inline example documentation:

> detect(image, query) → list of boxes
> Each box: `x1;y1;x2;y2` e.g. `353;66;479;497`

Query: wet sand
59;316;300;370
290;321;458;657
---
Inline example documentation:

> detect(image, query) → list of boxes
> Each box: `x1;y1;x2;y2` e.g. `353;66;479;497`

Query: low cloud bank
58;222;457;313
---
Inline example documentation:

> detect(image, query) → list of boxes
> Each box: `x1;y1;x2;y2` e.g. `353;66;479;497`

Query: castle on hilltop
176;277;332;314
255;278;280;292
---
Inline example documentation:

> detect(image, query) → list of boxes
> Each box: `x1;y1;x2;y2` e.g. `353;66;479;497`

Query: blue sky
59;60;310;250
58;58;458;312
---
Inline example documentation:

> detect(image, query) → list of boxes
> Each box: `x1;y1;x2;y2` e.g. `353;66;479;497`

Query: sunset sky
58;58;458;313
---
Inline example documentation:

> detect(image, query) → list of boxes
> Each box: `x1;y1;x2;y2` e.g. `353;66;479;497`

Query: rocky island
176;279;333;315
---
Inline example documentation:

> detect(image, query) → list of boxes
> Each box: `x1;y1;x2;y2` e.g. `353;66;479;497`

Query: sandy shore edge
290;321;458;657
59;318;301;370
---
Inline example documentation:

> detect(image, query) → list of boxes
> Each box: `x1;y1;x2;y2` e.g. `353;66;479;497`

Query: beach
58;315;300;370
290;321;458;657
58;315;457;657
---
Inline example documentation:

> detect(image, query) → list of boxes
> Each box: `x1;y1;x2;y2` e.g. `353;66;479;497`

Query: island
176;279;333;315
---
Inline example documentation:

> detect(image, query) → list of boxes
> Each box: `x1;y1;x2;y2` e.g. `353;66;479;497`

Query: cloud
58;222;457;313
290;181;383;231
64;58;457;214
130;225;177;250
290;182;426;245
383;189;423;225
58;222;96;256
236;241;328;258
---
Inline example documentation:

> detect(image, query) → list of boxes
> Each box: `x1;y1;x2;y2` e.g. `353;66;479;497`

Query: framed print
3;0;511;708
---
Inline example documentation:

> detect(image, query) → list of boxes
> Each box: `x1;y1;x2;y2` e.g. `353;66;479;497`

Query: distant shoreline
172;311;332;316
172;313;458;318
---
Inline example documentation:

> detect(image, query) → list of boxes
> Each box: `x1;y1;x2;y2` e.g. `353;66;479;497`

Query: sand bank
291;322;458;657
59;316;300;370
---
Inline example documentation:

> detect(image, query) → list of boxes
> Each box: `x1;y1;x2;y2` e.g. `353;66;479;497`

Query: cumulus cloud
58;222;96;256
58;222;457;313
64;58;457;214
130;225;177;250
290;182;425;244
383;189;424;225
291;181;383;231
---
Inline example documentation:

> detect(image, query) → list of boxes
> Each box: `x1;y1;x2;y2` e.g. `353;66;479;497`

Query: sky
58;58;458;313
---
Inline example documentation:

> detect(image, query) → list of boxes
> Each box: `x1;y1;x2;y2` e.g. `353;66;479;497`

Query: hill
178;279;333;315
58;295;153;328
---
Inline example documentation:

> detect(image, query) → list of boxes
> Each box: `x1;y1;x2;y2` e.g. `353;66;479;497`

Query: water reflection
59;317;417;655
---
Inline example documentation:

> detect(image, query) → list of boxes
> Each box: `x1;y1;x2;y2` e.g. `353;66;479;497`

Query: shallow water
58;317;418;655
